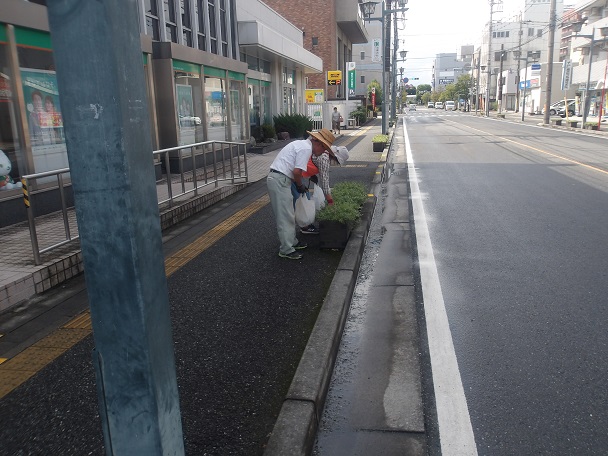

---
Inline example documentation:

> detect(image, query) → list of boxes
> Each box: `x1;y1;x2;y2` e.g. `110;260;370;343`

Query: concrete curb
263;197;376;456
264;141;389;456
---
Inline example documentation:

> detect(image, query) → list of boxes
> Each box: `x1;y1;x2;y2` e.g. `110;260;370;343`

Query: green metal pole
46;1;185;454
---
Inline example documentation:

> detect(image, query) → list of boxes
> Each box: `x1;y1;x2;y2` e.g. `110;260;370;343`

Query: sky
396;0;571;85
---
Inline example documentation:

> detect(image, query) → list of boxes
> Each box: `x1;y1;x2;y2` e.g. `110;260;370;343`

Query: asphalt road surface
404;112;608;455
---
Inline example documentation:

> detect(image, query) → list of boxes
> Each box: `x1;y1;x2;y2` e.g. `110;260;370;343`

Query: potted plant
584;122;600;130
317;181;368;249
372;134;389;152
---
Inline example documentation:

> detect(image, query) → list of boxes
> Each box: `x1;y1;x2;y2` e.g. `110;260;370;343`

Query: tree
416;84;432;104
453;74;471;102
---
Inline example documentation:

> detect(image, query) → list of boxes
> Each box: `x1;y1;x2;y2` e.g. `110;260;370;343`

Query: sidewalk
0;125;375;313
0;121;383;313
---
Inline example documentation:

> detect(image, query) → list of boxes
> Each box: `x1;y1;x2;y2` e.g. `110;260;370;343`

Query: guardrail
22;140;248;265
21;168;75;266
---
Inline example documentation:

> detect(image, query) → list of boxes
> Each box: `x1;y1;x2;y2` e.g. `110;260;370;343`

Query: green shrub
273;113;313;138
261;123;276;140
330;181;368;206
251;125;263;142
317;181;368;228
372;134;389;143
349;106;367;125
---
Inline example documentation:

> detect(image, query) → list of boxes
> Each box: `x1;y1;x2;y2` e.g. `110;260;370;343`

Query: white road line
402;118;478;455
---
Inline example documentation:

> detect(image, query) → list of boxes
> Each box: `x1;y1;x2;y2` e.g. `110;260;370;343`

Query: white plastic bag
295;193;316;227
311;183;326;211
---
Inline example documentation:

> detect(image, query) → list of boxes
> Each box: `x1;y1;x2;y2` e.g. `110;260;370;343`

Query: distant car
179;115;202;126
444;101;456;111
557;101;576;118
409;103;417;111
427;102;434;108
435;101;444;109
543;99;575;116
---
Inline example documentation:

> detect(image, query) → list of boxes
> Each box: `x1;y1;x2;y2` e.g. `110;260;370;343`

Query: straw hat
307;128;335;151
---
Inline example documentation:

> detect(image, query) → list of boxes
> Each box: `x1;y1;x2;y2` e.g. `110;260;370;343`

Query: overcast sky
397;0;575;85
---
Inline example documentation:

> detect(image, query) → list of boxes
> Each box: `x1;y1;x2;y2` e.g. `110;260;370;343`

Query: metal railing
21;140;248;265
21;168;75;266
153;140;248;207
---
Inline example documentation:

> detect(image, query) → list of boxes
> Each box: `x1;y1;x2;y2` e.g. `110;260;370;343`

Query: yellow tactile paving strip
0;194;270;400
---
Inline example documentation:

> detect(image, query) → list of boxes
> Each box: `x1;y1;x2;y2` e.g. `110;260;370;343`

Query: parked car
409;103;417;111
427;102;434;108
435;101;444;109
543;99;575;116
557;101;576;118
445;101;456;111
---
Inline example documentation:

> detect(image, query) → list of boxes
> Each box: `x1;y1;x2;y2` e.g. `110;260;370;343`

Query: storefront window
261;83;271;125
283;86;296;115
174;62;203;146
18;44;68;174
205;75;226;141
0;42;22;193
248;82;260;133
229;79;244;141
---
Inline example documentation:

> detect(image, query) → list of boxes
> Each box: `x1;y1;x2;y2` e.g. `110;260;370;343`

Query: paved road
404;112;608;454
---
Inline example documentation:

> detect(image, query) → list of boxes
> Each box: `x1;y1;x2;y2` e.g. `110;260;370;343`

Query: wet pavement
0;119;424;455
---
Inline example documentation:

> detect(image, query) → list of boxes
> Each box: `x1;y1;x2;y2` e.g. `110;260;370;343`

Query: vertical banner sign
347;62;356;99
371;86;376;110
561;59;572;91
372;39;381;62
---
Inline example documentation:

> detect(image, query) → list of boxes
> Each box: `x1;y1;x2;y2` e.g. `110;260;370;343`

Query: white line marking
402;118;478;455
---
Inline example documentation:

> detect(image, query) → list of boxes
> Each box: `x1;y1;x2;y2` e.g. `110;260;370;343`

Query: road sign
327;70;342;85
531;63;541;70
561;59;572;91
347;62;356;98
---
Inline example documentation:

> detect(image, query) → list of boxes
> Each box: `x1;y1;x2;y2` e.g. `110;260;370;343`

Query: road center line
446;119;608;176
403;119;478;455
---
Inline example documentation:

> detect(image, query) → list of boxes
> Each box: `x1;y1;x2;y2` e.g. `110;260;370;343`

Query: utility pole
543;0;557;124
498;44;505;113
384;0;392;132
391;6;399;120
46;1;185;454
475;47;481;115
515;14;523;112
485;0;494;116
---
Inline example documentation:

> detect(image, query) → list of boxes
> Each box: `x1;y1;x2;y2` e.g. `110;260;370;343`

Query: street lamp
571;21;608;125
361;0;409;134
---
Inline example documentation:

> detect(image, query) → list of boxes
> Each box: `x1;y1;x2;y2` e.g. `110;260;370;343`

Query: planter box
372;141;386;152
318;220;352;249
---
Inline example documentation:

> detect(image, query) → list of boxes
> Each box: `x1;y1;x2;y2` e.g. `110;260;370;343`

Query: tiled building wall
262;0;339;98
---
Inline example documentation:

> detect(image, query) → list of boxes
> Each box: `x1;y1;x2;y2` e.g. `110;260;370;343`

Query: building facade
0;0;322;227
477;0;564;112
261;0;368;100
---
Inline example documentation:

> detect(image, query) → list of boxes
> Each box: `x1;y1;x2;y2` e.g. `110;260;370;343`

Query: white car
543;99;575;116
445;101;456;111
435;102;444;109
